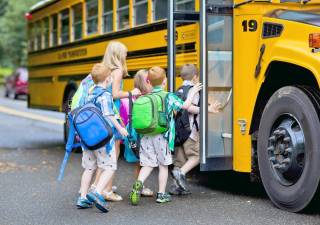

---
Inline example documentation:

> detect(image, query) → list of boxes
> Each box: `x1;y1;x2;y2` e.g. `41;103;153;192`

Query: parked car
4;68;28;99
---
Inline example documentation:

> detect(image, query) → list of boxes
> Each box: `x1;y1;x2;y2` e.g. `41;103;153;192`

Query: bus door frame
200;1;234;171
167;1;200;92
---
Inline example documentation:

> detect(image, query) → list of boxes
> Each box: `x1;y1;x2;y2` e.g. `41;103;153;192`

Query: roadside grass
0;67;13;85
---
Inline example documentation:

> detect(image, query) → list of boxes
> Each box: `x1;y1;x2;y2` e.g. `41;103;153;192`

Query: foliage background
0;0;39;69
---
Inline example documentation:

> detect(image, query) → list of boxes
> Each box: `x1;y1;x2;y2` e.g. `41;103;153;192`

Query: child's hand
119;127;129;137
188;83;203;97
131;88;141;97
208;100;222;113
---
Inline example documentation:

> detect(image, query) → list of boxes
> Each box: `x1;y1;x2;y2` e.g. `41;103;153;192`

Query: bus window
133;0;148;26
72;3;83;40
28;23;35;51
153;0;168;21
51;14;58;47
86;0;98;35
35;21;42;50
117;0;129;30
61;9;70;44
103;0;113;33
175;0;195;11
43;17;49;48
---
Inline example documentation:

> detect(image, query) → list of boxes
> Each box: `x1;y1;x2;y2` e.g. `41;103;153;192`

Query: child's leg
137;166;154;183
180;155;200;175
158;165;168;193
180;139;200;175
96;169;115;194
103;140;121;192
92;168;102;188
80;169;95;198
134;163;141;179
80;150;98;198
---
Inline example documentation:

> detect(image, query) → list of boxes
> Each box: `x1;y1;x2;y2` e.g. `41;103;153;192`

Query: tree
0;0;39;68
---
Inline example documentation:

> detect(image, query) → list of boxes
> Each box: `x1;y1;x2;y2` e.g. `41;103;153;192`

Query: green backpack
132;91;169;135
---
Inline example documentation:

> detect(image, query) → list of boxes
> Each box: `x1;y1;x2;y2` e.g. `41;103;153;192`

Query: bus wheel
258;86;320;212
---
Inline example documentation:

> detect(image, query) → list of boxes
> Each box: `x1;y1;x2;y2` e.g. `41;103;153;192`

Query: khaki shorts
140;134;172;167
174;138;200;168
82;145;117;171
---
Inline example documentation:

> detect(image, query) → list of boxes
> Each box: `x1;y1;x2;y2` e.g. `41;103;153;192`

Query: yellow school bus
28;0;320;212
27;0;198;112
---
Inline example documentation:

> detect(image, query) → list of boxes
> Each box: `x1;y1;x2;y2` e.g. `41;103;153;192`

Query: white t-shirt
178;80;200;142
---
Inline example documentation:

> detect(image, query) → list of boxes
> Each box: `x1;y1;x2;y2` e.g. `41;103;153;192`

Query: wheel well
250;61;319;134
62;82;78;111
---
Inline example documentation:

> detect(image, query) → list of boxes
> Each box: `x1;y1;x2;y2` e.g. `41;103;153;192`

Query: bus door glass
200;1;233;171
167;0;199;92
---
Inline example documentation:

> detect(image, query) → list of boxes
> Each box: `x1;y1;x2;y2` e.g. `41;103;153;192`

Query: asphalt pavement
0;89;320;225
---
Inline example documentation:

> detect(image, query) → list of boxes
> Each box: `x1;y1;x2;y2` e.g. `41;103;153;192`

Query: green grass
0;67;13;85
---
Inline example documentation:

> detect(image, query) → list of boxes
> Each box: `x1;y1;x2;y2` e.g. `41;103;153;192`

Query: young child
129;66;202;204
77;63;128;212
122;69;154;197
170;64;221;195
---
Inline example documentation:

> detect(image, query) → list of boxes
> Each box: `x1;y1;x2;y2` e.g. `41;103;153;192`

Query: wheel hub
267;115;305;186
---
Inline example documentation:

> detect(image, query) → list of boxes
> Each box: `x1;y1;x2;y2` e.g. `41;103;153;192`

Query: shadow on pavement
196;171;267;199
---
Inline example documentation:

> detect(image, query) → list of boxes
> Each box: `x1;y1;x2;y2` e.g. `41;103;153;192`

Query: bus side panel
29;79;65;111
233;13;263;173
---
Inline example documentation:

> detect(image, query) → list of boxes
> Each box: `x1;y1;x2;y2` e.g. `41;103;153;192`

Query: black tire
258;86;320;212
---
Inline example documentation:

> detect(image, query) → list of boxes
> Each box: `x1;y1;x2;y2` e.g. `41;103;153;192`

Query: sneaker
171;168;188;192
86;191;109;213
129;180;143;205
156;192;172;203
76;197;93;209
141;187;154;197
169;183;191;195
103;191;123;202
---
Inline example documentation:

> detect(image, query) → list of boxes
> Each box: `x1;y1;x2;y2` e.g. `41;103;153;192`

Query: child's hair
102;41;128;77
91;63;110;84
147;66;166;87
180;64;198;81
134;69;149;94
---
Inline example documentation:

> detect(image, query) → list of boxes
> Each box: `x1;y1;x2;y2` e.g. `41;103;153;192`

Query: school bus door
199;1;233;171
168;1;233;171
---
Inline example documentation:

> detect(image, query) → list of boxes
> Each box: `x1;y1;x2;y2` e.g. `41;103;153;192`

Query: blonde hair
91;63;111;84
148;66;166;87
102;41;128;77
134;69;149;94
180;64;198;81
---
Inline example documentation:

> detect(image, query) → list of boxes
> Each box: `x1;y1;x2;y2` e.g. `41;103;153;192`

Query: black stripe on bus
29;42;196;70
29;104;60;111
29;69;144;84
29;76;53;83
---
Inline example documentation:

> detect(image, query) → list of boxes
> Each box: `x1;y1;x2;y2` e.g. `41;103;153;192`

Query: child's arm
107;115;128;137
112;69;141;99
181;83;203;110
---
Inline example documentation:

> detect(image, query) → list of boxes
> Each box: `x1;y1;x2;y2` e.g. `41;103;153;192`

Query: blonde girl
92;41;140;201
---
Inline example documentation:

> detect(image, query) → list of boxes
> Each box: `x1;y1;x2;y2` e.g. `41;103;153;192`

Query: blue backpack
58;88;113;181
73;90;113;150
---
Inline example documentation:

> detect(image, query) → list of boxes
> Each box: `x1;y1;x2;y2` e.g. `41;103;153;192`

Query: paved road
0;89;320;225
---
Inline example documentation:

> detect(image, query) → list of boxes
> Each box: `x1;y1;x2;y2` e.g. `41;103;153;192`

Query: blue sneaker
86;191;109;213
76;197;93;209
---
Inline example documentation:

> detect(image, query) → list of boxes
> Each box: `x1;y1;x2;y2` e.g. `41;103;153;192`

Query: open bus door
200;1;233;171
168;1;233;171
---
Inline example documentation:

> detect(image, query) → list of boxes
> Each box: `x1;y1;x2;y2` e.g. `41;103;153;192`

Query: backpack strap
92;89;107;106
128;92;133;134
